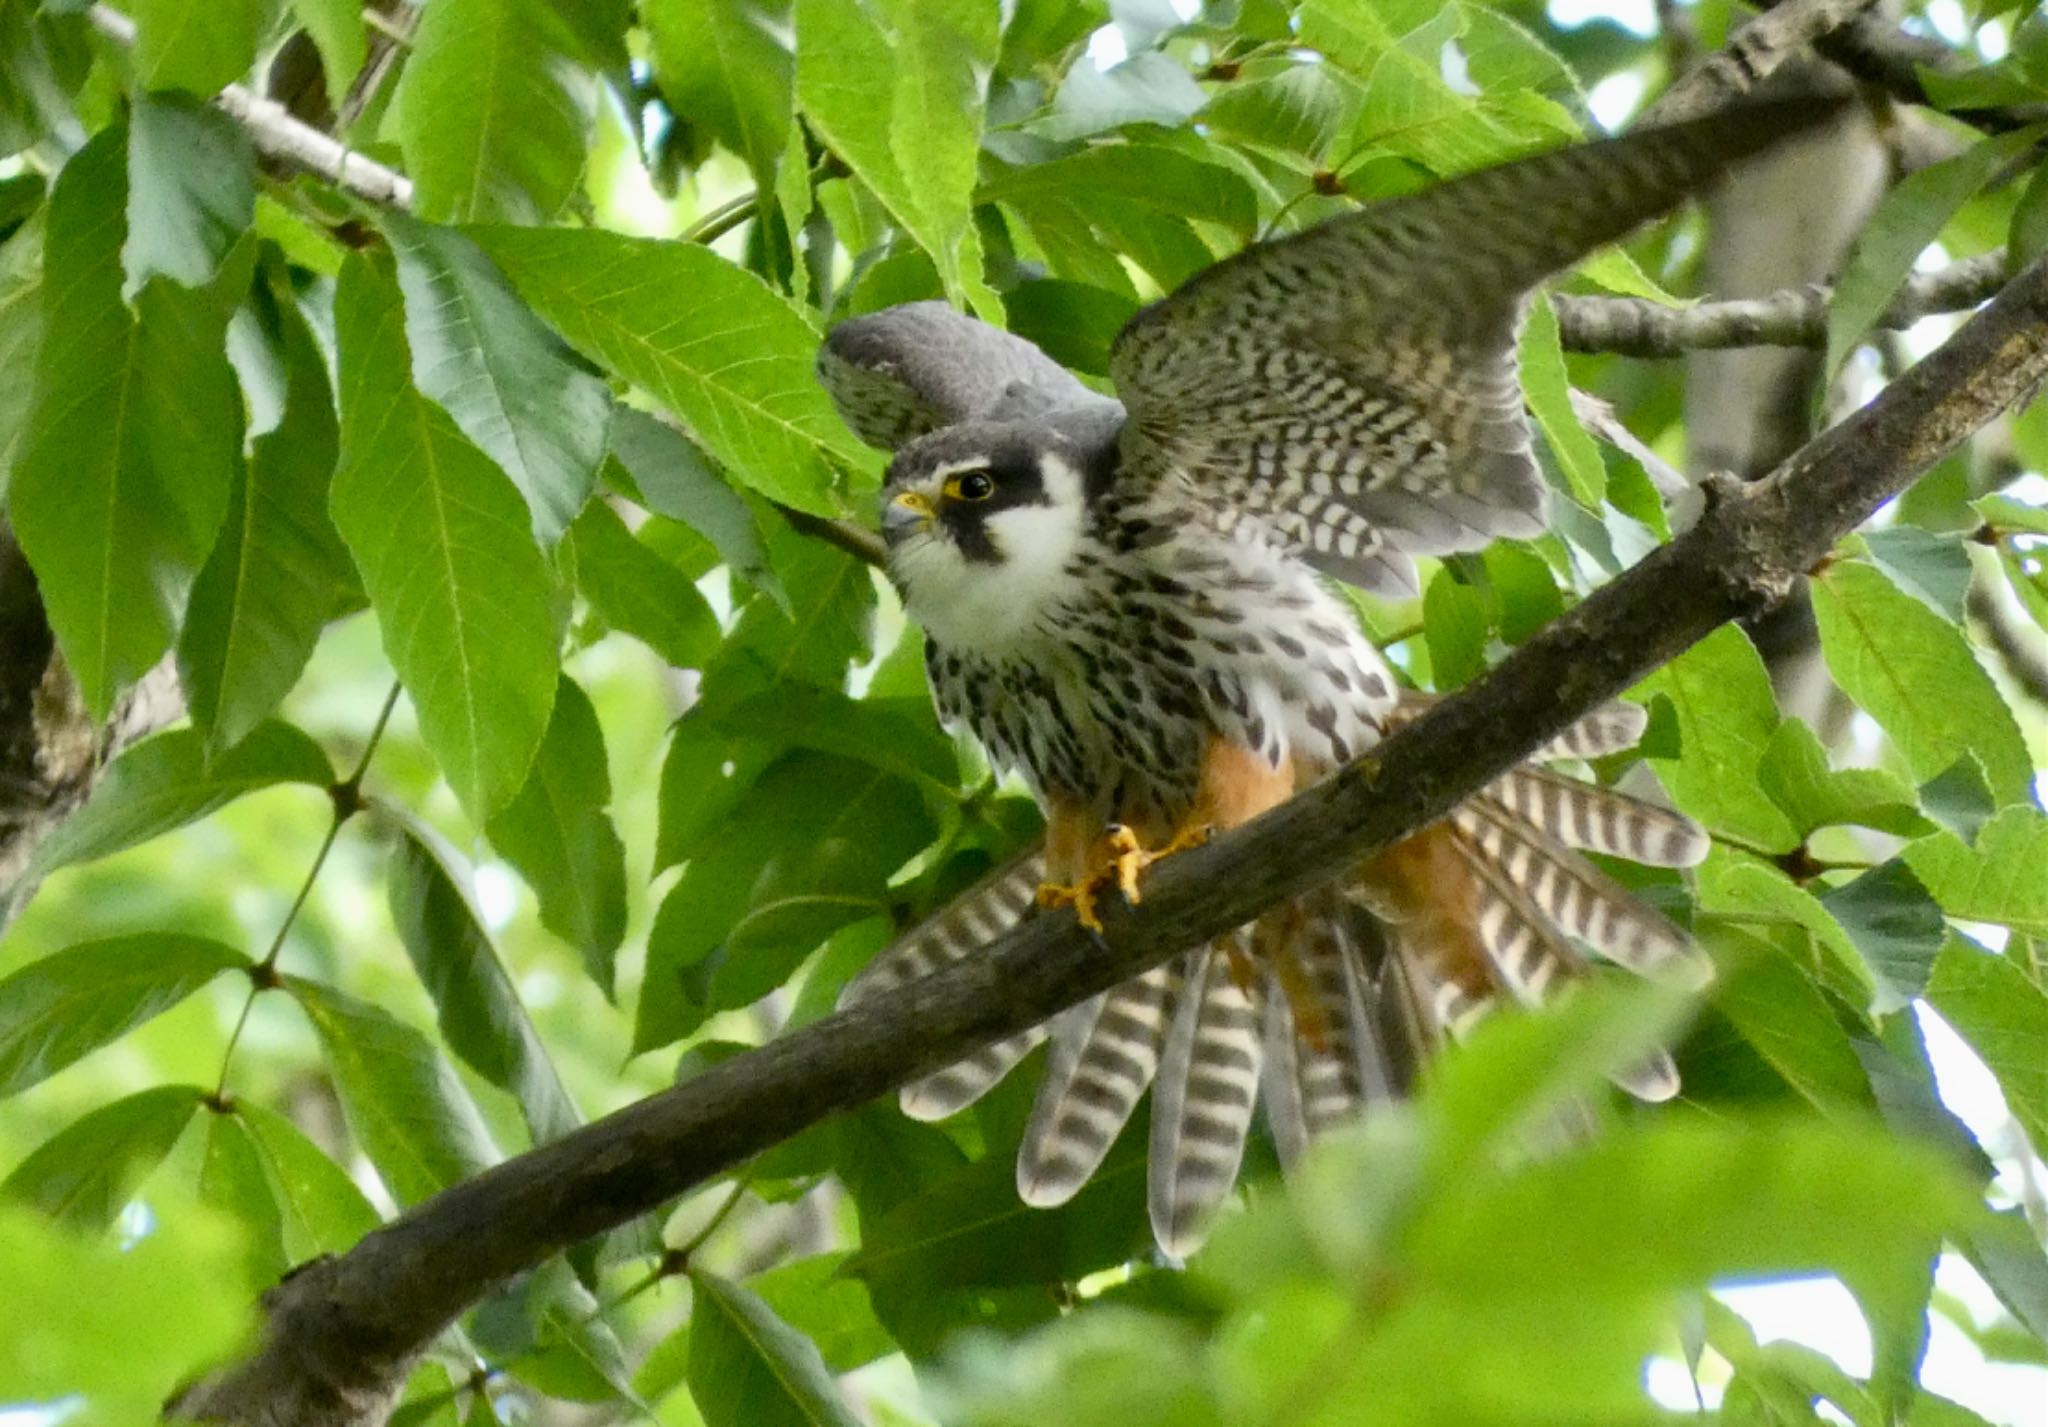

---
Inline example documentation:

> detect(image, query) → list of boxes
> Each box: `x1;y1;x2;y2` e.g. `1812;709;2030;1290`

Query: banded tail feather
842;700;1708;1250
1450;797;1709;988
839;851;1046;1118
1484;766;1710;869
1150;935;1266;1254
1260;896;1423;1170
1018;962;1183;1208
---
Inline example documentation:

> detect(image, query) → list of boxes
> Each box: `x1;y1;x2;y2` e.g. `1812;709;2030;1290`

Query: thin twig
87;5;415;207
1554;250;2010;357
211;680;403;1095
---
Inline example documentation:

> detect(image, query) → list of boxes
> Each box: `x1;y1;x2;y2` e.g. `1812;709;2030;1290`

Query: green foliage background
0;0;2045;1422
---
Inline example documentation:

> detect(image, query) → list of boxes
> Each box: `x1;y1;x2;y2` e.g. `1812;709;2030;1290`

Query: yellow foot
1036;879;1105;933
1104;821;1215;906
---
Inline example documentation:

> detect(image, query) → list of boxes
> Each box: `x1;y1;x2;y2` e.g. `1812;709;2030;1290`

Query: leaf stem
214;681;405;1096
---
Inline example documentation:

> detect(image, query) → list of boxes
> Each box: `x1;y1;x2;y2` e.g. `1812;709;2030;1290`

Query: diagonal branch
171;242;2048;1427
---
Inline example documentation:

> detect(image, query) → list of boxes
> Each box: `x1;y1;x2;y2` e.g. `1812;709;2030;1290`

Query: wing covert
1110;98;1847;593
818;299;1113;452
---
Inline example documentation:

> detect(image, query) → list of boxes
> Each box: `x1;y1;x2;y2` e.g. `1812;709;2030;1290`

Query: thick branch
1555;250;2010;356
173;243;2048;1424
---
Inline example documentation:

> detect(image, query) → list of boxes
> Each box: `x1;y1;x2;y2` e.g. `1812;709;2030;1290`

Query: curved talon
1036;879;1105;933
1104;820;1215;907
1105;824;1147;905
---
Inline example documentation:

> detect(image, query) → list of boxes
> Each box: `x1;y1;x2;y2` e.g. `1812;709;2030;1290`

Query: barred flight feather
845;723;1707;1248
1483;766;1709;868
1018;963;1183;1208
1451;799;1710;988
838;851;1046;1118
1150;938;1267;1254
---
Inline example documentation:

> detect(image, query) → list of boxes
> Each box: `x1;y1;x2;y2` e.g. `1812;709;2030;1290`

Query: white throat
893;453;1088;655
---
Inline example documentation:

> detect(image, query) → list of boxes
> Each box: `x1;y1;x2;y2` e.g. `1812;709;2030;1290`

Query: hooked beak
882;489;935;539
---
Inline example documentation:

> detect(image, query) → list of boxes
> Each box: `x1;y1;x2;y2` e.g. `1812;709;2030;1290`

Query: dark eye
947;470;995;502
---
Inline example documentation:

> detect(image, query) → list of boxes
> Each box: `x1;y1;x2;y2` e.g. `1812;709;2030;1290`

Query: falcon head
880;422;1110;652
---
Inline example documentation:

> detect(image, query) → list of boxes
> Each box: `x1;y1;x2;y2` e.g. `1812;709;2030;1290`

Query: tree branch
1642;0;1881;125
1768;0;2048;135
87;6;416;208
171;239;2048;1426
1555;250;2010;356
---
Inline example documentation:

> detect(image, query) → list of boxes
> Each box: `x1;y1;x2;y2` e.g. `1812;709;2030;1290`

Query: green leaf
0;5;84;158
123;92;252;297
715;525;875;691
1918;755;1998;844
1422;568;1489;688
289;976;500;1207
606;406;782;604
1698;845;1874;1004
10;126;240;718
196;1107;288;1284
848;1128;1152;1300
1976;491;2048;537
1818;859;1948;1006
29;720;332;876
1035;51;1207;141
1811;559;2033;806
288;0;367;108
236;1099;382;1258
645;0;792;184
0;1200;248;1419
330;253;560;822
776;112;815;306
1637;625;1799;853
569;497;722;668
391;0;596;223
1005;278;1139;377
476;1259;641;1404
1924;937;2048;1154
795;0;1000;318
385;817;581;1145
1959;1205;2048;1348
1520;297;1604;507
1202;62;1358;160
1903;808;2048;936
0;934;246;1098
748;1252;896;1373
1;1084;204;1231
485;674;628;994
128;0;265;94
382;213;610;546
1859;527;1973;623
687;1270;863;1427
637;753;932;1052
180;271;357;755
472;226;869;515
979;144;1258;241
1825;126;2046;377
1758;719;1933;842
0;206;45;497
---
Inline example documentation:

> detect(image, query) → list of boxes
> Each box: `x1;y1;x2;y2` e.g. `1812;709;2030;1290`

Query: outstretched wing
817;299;1115;452
1109;99;1844;594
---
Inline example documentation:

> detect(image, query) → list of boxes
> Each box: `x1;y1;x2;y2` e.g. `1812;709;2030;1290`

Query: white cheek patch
894;451;1089;655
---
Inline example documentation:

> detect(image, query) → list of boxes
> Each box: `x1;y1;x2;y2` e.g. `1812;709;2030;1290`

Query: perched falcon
822;101;1837;1253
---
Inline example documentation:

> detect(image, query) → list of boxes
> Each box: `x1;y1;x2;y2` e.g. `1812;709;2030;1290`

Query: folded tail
838;699;1710;1254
